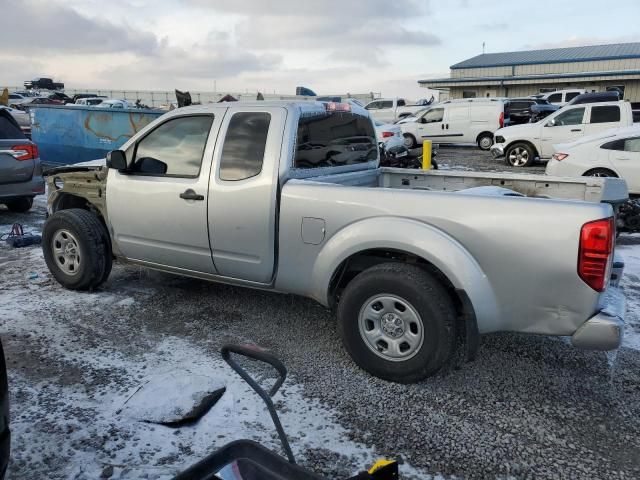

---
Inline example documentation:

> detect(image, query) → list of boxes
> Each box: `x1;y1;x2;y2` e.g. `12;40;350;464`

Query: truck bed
305;167;629;204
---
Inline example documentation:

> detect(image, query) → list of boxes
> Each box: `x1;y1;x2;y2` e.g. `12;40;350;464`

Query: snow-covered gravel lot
1;177;639;479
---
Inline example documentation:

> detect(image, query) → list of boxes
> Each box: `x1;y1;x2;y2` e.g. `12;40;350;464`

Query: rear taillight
553;153;569;161
382;131;394;138
10;144;38;161
499;112;504;128
578;218;614;292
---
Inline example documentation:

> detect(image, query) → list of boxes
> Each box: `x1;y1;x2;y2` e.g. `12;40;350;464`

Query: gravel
1;158;639;479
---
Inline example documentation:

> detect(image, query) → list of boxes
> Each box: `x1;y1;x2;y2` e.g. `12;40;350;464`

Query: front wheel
505;142;535;167
403;133;417;149
42;209;112;290
477;133;493;151
337;263;456;383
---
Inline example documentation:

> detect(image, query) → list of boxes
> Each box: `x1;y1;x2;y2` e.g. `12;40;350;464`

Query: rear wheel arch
583;167;619;178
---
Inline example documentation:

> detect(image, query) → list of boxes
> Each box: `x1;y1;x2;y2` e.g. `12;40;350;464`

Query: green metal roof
450;43;640;69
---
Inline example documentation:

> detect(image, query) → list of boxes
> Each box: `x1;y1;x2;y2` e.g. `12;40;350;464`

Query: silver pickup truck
43;101;627;383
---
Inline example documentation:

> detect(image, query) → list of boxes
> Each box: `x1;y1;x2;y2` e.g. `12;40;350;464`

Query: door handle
570;129;582;132
616;157;630;161
441;124;445;130
179;189;204;201
446;124;449;130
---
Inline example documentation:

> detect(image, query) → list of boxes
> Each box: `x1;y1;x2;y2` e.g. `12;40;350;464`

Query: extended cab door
583;104;622;136
539;106;586;158
207;107;286;284
107;112;224;273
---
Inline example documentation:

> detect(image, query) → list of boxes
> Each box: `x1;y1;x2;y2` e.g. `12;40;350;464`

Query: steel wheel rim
52;229;81;276
403;135;414;148
358;294;425;362
480;137;492;149
508;147;529;166
590;171;611;177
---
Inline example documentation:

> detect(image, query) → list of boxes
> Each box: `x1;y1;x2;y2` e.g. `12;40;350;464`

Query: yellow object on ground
368;459;396;473
422;140;432;170
0;88;8;107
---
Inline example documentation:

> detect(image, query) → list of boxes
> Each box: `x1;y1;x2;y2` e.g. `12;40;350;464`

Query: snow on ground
618;235;640;351
0;246;431;479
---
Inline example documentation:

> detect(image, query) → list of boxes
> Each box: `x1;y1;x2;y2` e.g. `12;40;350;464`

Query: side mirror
135;157;168;175
106;150;127;170
545;119;556;127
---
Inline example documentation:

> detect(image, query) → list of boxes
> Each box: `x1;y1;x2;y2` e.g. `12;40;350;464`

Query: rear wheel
42;209;112;290
505;142;535;167
403;133;417;149
4;197;33;213
337;263;456;383
477;133;493;151
584;168;618;178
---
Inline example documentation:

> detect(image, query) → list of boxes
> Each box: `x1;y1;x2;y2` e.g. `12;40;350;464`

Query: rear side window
132;115;213;177
219;112;271;181
0;113;25;139
565;92;581;102
380;100;393;109
590;106;620;124
397;99;406;107
295;112;377;169
548;93;562;103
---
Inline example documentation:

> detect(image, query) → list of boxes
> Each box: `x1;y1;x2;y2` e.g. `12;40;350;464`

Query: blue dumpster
30;105;165;165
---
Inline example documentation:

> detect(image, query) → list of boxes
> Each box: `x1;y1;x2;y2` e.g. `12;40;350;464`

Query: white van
399;98;506;150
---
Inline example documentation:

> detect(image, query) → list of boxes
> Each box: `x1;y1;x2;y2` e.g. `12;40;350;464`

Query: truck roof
176;100;370;117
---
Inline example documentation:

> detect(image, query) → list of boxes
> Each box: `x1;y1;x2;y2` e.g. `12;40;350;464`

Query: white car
96;99;132;109
7;93;27;107
491;101;635;167
74;97;105;106
546;126;640;194
364;98;425;123
533;89;586;106
374;121;404;150
0;106;30;132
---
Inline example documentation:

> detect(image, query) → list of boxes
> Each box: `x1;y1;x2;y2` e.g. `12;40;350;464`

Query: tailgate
0;140;35;185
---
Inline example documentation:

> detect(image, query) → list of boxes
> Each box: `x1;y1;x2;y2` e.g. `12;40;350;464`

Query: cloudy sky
1;0;639;99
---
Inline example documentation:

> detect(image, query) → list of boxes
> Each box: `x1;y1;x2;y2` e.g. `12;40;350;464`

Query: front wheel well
52;192;91;213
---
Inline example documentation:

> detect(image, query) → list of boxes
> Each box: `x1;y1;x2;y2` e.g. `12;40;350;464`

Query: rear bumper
571;287;625;351
490;144;505;158
0;174;45;200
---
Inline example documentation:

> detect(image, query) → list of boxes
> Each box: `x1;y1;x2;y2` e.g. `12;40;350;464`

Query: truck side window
397;99;406;107
547;93;562;103
590;106;621;124
553;108;585;126
565;92;581;102
380;100;393;109
219;112;271;181
131;115;213;177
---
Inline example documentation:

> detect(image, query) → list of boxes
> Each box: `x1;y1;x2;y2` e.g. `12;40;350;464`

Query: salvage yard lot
1;150;639;480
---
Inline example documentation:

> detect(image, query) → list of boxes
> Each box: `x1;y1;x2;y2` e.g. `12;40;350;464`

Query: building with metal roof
419;43;640;101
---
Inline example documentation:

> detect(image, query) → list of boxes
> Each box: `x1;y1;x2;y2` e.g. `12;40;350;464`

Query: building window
462;90;477;98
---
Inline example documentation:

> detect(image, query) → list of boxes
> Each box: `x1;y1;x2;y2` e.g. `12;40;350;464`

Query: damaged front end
44;163;109;221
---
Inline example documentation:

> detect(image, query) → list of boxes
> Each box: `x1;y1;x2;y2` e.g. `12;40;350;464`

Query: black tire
477;133;493;151
505;142;535;167
42;209;112;290
337;263;456;383
4;197;33;213
403;133;417;149
584;168;618;178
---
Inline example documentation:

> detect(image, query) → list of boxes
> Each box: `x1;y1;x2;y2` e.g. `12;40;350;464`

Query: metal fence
3;86;380;108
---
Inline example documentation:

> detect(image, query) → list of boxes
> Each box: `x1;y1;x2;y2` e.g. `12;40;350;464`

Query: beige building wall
452;59;640;79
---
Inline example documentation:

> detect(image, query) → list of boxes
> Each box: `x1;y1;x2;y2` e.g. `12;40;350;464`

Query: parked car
43;101;626;383
0;106;31;135
73;97;105;106
534;89;586;106
24;77;64;90
18;97;63;110
95;99;132;109
7;93;27;107
546;126;640;194
399;98;506;150
491;101;635;166
374;120;404;150
0;109;44;212
71;93;102;103
565;91;620;106
364;98;425;123
0;337;9;480
507;98;558;125
47;91;73;104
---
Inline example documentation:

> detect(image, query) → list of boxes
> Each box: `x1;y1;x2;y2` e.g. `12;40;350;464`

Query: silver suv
0;109;44;212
